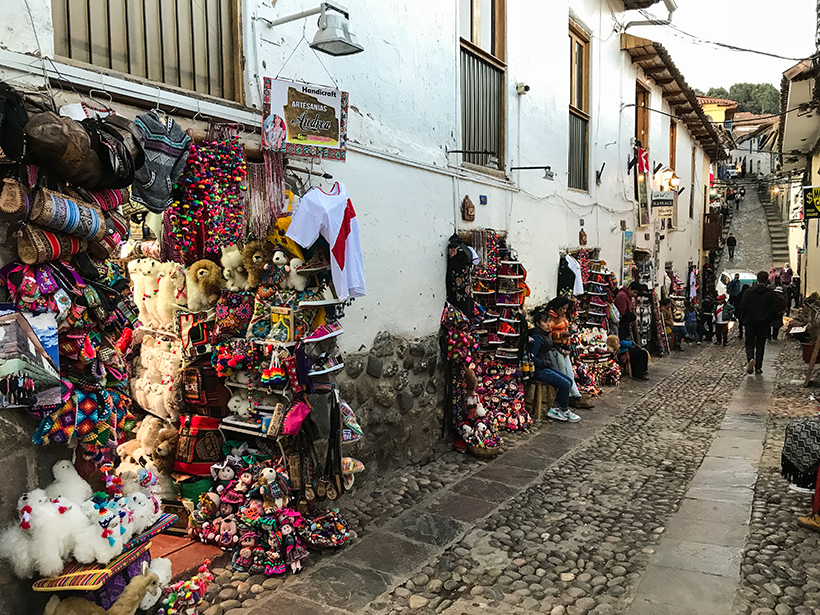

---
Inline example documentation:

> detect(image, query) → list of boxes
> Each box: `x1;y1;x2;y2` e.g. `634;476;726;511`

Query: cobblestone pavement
194;340;774;615
717;179;773;276
732;340;820;615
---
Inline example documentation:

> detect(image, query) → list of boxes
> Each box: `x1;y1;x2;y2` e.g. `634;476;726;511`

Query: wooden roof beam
642;65;669;75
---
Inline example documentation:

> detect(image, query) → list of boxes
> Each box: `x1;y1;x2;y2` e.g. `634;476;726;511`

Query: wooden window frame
463;0;506;62
569;20;590;118
635;81;650;149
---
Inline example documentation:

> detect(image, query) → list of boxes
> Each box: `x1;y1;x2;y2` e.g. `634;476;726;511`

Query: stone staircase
757;182;790;266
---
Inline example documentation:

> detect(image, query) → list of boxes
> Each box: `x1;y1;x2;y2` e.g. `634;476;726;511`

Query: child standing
713;295;735;346
684;301;699;345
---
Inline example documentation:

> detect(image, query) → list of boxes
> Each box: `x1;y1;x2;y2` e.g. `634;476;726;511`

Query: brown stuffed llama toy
185;260;224;312
242;241;273;288
44;561;160;615
152;426;179;475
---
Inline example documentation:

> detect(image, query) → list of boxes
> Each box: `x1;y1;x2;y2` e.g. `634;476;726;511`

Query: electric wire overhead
637;8;816;62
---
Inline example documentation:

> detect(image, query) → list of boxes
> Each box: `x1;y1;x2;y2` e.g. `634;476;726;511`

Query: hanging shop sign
802;186;820;219
651;191;674;218
262;77;348;161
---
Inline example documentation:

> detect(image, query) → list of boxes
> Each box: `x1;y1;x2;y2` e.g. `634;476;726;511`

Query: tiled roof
623;0;664;8
622;34;727;161
733;112;779;126
696;96;739;108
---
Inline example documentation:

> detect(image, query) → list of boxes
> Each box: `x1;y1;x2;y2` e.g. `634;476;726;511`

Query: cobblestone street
192;180;819;615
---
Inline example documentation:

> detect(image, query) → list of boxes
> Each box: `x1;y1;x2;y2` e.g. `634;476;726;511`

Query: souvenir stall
556;249;620;396
0;82;177;609
0;78;363;611
441;229;532;457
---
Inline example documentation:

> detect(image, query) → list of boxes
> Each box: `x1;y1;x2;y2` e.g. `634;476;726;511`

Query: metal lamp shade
310;12;364;56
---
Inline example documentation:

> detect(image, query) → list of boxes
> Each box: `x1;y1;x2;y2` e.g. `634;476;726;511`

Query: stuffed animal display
0;462;162;578
242;241;274;288
44;560;160;615
129;258;187;329
221;244;249;291
186;259;225;311
131;336;184;421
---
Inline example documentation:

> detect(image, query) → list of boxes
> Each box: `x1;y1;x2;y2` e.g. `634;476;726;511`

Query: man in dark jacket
740;271;779;375
726;234;737;260
528;307;579;423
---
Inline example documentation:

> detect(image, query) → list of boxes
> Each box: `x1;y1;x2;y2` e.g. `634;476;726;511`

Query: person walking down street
726;233;738;261
684;301;700;344
771;287;787;340
740;186;746;202
700;293;716;342
780;263;794;315
713;295;735;346
734;190;742;211
736;284;750;339
546;298;593;409
528;307;580;423
769;267;778;286
727;273;742;308
741;271;779;375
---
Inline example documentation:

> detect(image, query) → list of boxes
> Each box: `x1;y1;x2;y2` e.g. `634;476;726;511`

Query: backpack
0;82;29;164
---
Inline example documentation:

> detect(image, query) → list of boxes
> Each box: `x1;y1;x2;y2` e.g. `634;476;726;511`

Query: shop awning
778;60;819;172
621;34;727;162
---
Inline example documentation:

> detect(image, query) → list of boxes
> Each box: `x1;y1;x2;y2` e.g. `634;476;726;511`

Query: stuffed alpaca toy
138;557;172;610
74;501;123;564
227;390;250;418
139;259;161;328
242;241;273;288
155;262;178;329
221;244;249;291
169;262;187;307
128;492;154;535
186;259;225;312
286;258;309;291
128;259;147;327
45;560;160;615
136;416;165;456
152;427;179;475
44;460;93;503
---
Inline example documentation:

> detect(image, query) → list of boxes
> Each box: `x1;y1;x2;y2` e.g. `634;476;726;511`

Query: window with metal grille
569;21;589;191
459;0;505;168
52;0;241;102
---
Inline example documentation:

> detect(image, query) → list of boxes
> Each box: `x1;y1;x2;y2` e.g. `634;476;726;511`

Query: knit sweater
132;110;191;213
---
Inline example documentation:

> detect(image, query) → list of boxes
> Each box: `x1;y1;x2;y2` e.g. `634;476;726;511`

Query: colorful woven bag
17;224;88;265
213;290;254;341
30;188;106;241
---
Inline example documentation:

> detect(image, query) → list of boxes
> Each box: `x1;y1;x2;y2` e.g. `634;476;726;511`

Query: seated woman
545;297;594;409
528;306;580;423
660;297;688;350
618;312;649;380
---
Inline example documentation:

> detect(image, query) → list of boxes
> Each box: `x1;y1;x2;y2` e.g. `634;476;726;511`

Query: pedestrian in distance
771;287;787;340
734;191;741;211
740;186;746;201
528;306;580;423
769;267;778;286
713;295;735;346
726;233;737;261
740;271;779;375
780;263;794;315
727;273;742;308
684;301;700;345
699;293;716;342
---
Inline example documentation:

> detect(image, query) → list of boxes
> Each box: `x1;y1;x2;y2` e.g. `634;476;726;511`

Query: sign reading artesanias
262;77;348;161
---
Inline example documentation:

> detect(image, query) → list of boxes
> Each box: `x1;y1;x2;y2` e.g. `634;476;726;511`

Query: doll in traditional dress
278;516;309;574
232;532;257;572
250;546;267;575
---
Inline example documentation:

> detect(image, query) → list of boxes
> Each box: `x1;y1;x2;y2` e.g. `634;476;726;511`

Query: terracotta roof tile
696;96;739;108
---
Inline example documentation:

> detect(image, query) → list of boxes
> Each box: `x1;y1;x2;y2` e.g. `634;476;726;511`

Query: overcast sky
636;1;816;91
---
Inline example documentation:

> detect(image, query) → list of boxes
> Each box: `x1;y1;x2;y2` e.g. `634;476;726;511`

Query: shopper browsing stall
546;298;593;409
713;295;735;346
528;307;580;423
660;298;688;351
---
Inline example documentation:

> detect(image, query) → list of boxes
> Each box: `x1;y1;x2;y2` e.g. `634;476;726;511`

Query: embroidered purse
213;290;254;342
17;224;88;265
0;177;32;219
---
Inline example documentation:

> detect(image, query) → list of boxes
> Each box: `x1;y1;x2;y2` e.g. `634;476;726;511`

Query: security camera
516;83;530;95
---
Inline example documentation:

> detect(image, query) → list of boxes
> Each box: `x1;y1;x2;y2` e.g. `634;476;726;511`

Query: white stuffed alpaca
227;390;250;418
221;245;249;291
155;262;177;329
136;416;166;457
161;377;179;422
128;492;154;535
44;460;93;503
145;383;169;420
74;503;122;565
140;259;161;328
170;263;187;307
286;258;309;291
129;259;147;326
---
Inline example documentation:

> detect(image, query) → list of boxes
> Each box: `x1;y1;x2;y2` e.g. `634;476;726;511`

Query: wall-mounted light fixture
509;165;555;180
257;1;364;56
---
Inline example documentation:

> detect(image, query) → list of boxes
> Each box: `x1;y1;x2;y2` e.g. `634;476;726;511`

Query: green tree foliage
703;84;780;114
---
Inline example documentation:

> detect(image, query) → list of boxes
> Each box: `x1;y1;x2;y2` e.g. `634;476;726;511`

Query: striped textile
32;542;150;591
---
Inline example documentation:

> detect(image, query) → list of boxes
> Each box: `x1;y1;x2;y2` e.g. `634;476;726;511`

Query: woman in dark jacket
529;306;579;423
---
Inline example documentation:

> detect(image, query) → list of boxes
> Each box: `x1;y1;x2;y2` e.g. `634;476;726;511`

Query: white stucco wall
730;139;774;178
0;0;712;353
0;0;53;85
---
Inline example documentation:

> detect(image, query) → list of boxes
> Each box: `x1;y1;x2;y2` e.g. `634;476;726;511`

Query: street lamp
258;1;364;57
